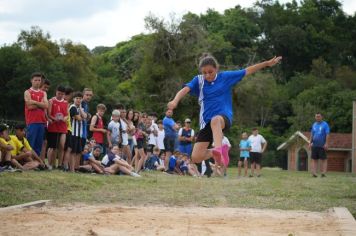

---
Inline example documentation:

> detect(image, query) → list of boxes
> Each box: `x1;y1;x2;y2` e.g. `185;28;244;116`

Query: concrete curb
0;200;50;212
329;207;356;236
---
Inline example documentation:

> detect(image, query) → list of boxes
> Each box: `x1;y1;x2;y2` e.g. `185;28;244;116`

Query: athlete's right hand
167;101;177;110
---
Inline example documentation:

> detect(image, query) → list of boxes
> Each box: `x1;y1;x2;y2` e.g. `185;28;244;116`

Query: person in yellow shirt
14;124;45;169
0;124;15;171
0;123;41;170
62;86;73;172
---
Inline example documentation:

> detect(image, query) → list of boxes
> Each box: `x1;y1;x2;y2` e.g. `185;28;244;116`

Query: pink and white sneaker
221;144;230;167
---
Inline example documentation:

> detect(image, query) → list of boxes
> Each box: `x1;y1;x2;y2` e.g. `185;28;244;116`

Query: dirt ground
0;204;349;236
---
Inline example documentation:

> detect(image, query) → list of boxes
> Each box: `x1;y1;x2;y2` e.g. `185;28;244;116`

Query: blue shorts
180;166;188;173
27;123;45;156
178;143;192;157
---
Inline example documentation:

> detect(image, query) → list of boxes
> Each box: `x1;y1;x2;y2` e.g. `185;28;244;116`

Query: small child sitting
167;151;183;175
102;145;140;177
78;145;105;174
145;146;165;171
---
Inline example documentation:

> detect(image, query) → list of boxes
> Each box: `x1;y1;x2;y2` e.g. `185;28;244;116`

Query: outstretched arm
245;56;282;76
167;86;191;110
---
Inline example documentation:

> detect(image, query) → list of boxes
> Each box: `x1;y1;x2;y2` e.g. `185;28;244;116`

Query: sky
0;0;355;49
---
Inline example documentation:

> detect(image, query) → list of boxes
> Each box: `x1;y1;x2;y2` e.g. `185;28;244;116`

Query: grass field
1;168;356;217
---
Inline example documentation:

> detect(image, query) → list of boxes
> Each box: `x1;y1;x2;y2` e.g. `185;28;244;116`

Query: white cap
112;109;120;116
185;118;191;123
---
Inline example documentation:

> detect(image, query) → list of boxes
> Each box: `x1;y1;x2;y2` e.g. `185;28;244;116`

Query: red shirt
47;97;68;133
92;115;104;144
25;88;46;125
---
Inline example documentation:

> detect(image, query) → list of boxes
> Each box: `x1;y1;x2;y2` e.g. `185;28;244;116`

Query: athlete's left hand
267;56;282;67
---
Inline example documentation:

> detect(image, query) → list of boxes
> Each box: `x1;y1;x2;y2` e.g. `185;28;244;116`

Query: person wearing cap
107;109;122;149
178;118;195;157
0;124;15;171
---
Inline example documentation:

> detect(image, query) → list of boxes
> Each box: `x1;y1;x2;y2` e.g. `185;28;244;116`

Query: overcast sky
0;0;355;49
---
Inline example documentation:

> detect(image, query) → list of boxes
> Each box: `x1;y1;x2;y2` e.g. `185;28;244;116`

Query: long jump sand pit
1;204;356;236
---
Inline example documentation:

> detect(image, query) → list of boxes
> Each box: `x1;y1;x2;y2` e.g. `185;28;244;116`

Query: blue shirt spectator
239;139;251;158
311;121;330;147
163;113;177;138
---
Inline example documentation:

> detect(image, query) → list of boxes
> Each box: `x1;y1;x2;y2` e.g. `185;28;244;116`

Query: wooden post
353;100;356;173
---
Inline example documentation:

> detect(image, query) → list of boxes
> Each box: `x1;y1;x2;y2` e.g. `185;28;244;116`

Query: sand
0;204;349;236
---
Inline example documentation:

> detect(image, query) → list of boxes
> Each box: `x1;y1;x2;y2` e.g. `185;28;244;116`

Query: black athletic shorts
196;115;230;145
311;146;327;160
239;157;249;162
136;138;145;149
147;144;155;153
47;132;64;149
65;131;71;150
250;152;262;164
70;136;83;154
164;137;175;153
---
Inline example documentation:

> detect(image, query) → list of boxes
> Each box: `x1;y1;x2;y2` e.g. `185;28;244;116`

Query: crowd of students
0;72;268;178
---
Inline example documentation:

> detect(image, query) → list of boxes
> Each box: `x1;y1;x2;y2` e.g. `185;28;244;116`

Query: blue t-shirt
168;155;177;171
239;139;251;158
185;69;246;129
83;153;91;161
311;121;330;147
163;116;176;138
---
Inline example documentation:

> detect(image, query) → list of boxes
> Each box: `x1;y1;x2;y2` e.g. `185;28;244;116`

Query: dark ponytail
198;53;219;71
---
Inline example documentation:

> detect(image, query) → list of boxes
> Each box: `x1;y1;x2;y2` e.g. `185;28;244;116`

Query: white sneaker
130;172;141;177
4;166;22;173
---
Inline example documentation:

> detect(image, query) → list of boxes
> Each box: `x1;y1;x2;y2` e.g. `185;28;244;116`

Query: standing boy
309;113;330;177
163;109;179;169
90;103;107;151
69;92;87;172
238;132;251;177
24;72;48;156
248;128;267;177
107;110;121;149
47;85;68;170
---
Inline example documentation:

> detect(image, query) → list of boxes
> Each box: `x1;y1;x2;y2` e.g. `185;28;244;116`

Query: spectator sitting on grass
14;124;46;169
82;145;91;164
0;124;39;171
78;145;105;174
179;153;189;175
184;153;201;177
0;124;16;171
158;151;166;167
210;162;223;177
102;145;141;177
167;150;183;175
144;146;165;171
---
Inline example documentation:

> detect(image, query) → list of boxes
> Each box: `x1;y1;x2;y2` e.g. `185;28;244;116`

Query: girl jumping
167;54;282;167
